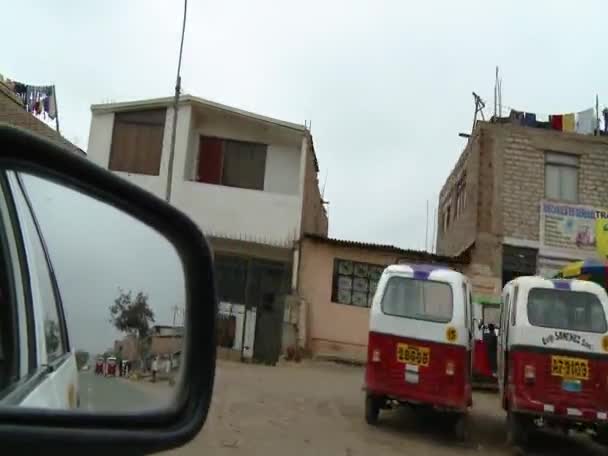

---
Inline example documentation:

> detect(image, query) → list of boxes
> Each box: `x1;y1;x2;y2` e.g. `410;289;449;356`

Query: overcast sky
2;1;607;250
20;173;185;356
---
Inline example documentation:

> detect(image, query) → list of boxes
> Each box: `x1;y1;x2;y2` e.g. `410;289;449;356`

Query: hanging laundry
576;108;596;134
509;109;525;125
562;113;575;132
550;114;563;131
523;112;537;127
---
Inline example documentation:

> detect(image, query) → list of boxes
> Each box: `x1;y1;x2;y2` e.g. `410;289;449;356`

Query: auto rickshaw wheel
453;414;469;442
365;394;381;425
507;411;530;447
594;426;608;446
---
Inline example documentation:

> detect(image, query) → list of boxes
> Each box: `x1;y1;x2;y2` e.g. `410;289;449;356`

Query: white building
87;95;327;363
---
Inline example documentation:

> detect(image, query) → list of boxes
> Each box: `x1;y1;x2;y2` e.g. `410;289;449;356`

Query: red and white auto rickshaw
364;264;473;439
499;276;608;447
95;357;104;375
105;357;117;377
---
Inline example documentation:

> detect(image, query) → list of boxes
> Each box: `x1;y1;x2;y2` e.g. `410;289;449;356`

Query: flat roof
91;95;307;132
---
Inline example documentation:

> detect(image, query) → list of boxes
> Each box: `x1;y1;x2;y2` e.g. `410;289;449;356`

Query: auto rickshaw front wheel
365;394;382;425
452;413;469;442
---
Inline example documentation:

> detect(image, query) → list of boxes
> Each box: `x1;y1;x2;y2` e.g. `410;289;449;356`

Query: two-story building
87;95;327;364
437;117;608;306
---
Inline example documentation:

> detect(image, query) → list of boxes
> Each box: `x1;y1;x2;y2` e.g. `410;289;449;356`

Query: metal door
248;260;287;365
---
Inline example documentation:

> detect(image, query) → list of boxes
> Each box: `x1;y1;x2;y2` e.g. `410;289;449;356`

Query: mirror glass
0;171;186;412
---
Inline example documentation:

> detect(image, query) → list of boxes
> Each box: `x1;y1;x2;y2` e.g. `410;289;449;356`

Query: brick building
437;119;608;301
0;79;83;155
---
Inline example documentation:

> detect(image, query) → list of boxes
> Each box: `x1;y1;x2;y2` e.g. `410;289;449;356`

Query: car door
497;285;511;406
5;172;78;409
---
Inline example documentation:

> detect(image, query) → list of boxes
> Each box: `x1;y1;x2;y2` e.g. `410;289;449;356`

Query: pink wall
298;239;399;362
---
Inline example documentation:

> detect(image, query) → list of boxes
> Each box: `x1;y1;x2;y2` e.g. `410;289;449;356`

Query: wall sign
540;200;608;257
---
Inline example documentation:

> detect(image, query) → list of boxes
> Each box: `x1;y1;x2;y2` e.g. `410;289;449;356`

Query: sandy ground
161;360;606;456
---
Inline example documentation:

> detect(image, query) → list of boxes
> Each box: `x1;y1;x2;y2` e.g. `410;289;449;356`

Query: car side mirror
0;125;217;454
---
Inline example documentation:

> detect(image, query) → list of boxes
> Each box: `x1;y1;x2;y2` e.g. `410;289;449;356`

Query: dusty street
164;360;605;456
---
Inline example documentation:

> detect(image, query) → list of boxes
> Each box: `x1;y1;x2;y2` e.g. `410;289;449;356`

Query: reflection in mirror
0;171;186;412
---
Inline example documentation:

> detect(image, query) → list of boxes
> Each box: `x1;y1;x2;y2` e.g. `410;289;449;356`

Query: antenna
425;200;429;251
431;202;438;253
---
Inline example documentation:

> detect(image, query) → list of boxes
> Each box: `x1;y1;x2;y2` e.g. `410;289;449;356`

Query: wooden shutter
109;109;166;175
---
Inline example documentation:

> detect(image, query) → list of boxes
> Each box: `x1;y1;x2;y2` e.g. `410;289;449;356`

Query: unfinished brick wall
300;133;328;237
436;130;481;256
0;81;82;154
501;125;608;241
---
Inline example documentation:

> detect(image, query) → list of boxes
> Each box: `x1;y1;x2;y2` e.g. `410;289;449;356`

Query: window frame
544;151;579;202
380;276;454;323
196;135;268;191
8;172;70;365
526;287;607;333
331;258;384;308
108;108;167;176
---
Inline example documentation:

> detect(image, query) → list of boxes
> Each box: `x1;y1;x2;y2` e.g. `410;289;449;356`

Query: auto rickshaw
364;264;474;440
499;276;608;447
95;357;104;375
106;357;117;377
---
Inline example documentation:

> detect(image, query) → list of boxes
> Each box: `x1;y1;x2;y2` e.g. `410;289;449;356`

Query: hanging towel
524;112;537;127
562;113;575;132
576;108;595;134
48;89;56;119
550;114;563;131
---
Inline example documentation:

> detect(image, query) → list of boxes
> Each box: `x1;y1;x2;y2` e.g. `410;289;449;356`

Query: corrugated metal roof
303;234;469;264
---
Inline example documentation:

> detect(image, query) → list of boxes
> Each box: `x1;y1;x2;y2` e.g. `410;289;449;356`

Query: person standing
151;356;159;383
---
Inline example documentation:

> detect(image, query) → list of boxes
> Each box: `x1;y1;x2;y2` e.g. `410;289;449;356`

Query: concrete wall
87;102;308;248
298;238;403;363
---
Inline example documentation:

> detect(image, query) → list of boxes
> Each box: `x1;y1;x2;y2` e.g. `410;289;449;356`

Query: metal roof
303;234;469;264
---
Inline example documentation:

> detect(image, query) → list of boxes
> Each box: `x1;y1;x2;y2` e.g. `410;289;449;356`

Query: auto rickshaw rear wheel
507;411;530;446
453;414;469;442
365;394;381;425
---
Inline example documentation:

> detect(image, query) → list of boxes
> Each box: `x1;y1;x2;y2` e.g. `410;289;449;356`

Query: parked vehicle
364;264;474;439
95;357;104;375
499;276;608;447
106;357;117;377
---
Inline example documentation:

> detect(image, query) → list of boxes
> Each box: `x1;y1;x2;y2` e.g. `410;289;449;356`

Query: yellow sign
602;336;608;352
596;218;608;259
446;327;458;342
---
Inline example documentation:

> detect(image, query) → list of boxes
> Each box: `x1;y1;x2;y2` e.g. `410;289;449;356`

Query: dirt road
165;360;605;455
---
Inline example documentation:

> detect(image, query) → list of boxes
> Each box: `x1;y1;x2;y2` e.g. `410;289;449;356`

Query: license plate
396;343;430;366
551;355;589;380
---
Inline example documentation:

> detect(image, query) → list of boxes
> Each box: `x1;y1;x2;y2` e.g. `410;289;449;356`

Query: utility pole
165;0;188;203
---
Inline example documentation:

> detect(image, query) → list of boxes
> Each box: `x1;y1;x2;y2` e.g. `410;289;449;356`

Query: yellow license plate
396;343;430;366
551;355;589;380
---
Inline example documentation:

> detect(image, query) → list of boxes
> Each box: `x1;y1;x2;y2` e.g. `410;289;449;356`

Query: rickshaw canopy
555;258;608;289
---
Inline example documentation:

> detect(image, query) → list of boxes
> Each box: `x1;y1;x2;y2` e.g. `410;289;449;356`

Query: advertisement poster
540;200;608;256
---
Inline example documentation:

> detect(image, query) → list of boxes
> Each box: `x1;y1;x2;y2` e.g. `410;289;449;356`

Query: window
11;178;66;361
545;152;578;202
196;136;267;191
455;175;466;218
443;204;451;231
511;286;519;326
109;109;166;176
381;277;453;322
331;259;384;307
214;255;248;305
527;288;607;333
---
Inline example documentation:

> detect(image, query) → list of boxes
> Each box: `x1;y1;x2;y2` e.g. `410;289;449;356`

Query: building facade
437;120;608;301
87;95;327;364
297;234;468;362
